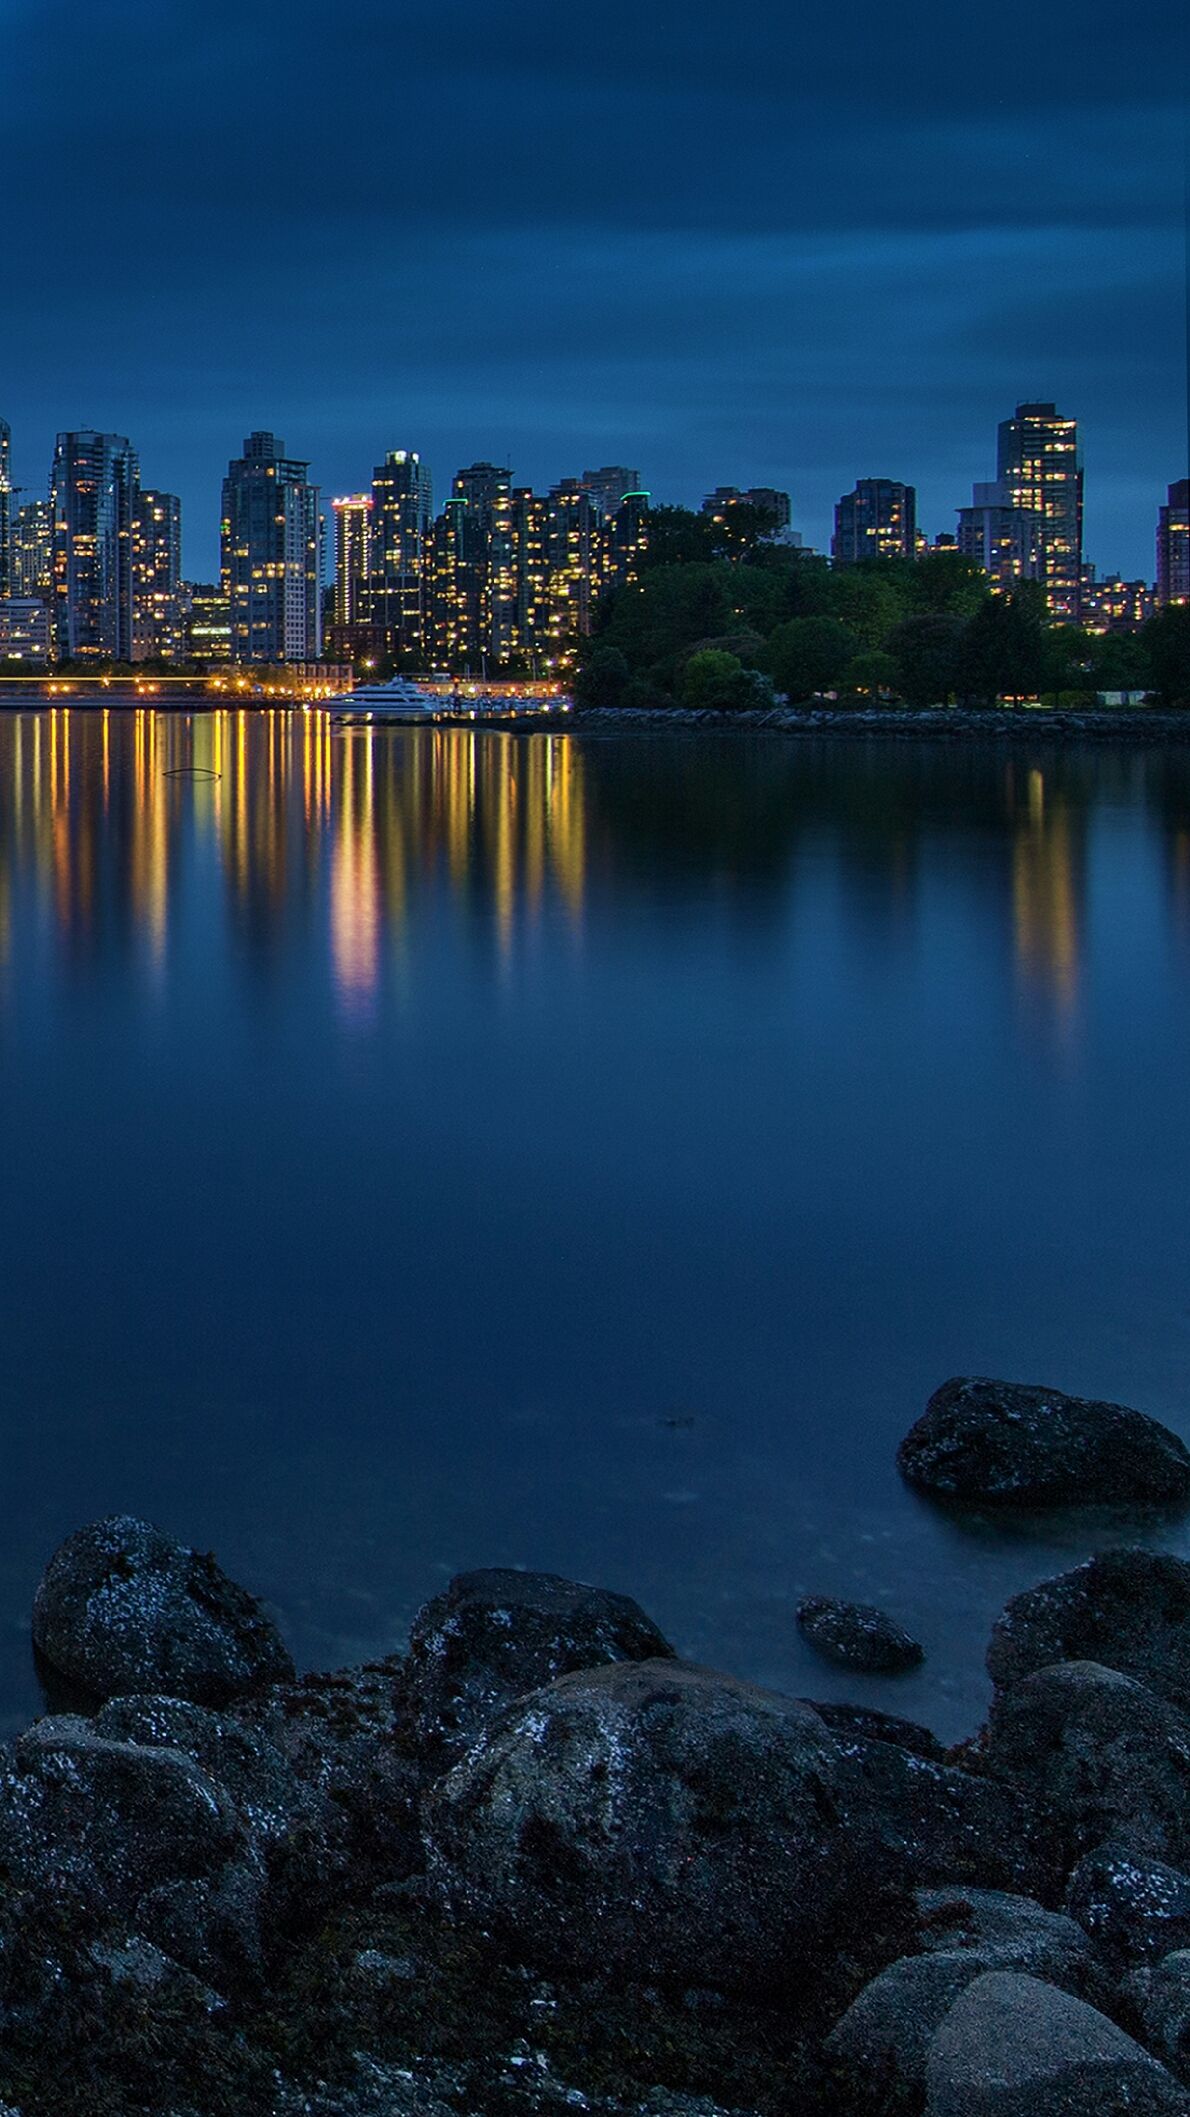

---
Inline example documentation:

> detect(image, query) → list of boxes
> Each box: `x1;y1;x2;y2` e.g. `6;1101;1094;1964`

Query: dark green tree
680;649;770;711
1142;606;1190;705
888;613;966;706
765;616;858;700
957;590;1046;704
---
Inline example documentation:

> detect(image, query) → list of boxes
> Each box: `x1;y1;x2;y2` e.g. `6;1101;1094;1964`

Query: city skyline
1;0;1183;584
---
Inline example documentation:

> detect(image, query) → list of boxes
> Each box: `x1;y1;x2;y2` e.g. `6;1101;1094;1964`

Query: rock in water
396;1566;674;1769
923;1971;1187;2113
796;1596;924;1674
897;1377;1190;1508
987;1548;1190;1711
32;1515;295;1706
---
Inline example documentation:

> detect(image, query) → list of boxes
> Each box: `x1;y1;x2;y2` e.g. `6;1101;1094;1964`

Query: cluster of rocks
569;706;1190;745
1;1373;1190;2114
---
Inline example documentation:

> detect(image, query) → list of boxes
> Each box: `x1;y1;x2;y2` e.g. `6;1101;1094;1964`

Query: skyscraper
221;431;322;663
132;489;182;660
12;499;52;602
580;467;642;522
1158;480;1190;606
0;417;11;598
50;430;139;660
832;480;917;565
332;495;372;625
545;478;601;647
431;464;514;667
995;402;1083;620
369;449;432;657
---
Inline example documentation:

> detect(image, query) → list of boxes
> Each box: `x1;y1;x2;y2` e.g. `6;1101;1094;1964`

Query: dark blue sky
3;0;1185;579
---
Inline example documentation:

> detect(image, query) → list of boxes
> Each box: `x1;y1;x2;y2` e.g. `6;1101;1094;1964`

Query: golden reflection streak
1012;769;1079;1019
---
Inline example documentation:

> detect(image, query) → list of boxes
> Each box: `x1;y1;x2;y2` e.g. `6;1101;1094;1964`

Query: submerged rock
396;1566;675;1770
987;1548;1190;1711
983;1661;1190;1868
796;1596;924;1675
922;1970;1187;2114
32;1515;295;1706
897;1377;1190;1508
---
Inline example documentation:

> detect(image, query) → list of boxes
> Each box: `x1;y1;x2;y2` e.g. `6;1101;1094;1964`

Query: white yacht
326;675;441;723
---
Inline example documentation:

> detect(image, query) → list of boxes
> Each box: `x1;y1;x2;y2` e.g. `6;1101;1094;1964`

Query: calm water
2;706;1190;1741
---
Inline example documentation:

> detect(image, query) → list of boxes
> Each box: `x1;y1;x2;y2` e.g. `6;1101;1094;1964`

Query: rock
914;1887;1100;1993
0;1716;263;1986
983;1662;1190;1867
1066;1843;1190;1964
396;1567;675;1770
95;1694;315;1851
805;1701;945;1763
922;1970;1187;2113
796;1596;924;1675
1125;1950;1190;2082
237;1657;423;1887
987;1548;1190;1712
897;1377;1190;1508
425;1658;1048;1994
32;1515;295;1706
826;1898;1101;2114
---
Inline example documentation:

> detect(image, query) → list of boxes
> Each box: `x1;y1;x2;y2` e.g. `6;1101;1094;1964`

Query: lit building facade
0;598;51;663
50;429;140;661
580;466;642;522
956;483;1040;588
995;402;1083;620
1158;480;1190;606
703;485;793;535
833;479;917;565
545;478;601;649
429;464;514;668
332;494;372;626
369;450;432;657
182;582;232;663
221;431;322;663
510;488;550;661
0;417;10;597
12;499;52;601
132;488;182;660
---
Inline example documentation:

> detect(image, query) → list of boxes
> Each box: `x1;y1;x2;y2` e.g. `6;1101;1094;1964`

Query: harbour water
2;706;1189;1739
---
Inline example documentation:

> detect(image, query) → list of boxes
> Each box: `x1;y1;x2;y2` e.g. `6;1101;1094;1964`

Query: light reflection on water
1;706;1190;1740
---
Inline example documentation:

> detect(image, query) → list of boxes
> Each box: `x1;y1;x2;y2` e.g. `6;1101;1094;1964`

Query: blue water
1;706;1188;1740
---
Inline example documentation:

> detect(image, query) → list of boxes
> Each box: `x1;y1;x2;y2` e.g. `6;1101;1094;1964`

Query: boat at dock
327;675;571;726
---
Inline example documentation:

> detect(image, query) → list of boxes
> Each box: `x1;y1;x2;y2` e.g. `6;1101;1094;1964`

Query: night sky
2;0;1184;579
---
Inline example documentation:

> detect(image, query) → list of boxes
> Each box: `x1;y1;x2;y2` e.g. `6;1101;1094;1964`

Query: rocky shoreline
563;705;1190;743
5;1376;1190;2115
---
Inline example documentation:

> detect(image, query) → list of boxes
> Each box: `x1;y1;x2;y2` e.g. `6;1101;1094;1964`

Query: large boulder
805;1702;945;1763
425;1658;1049;1994
32;1516;295;1706
796;1596;924;1675
1066;1842;1190;1965
0;1716;263;1985
396;1567;674;1770
914;1887;1100;1993
982;1662;1190;1868
1125;1951;1190;2083
987;1549;1190;1712
922;1971;1187;2113
897;1378;1190;1508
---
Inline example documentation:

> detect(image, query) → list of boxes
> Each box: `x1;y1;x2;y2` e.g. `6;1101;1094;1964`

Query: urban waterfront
3;707;1190;1741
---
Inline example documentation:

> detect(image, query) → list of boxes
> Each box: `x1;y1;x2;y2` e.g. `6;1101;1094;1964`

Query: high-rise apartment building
545;478;602;646
430;464;514;667
510;488;549;661
132;488;182;660
369;450;432;657
703;486;793;534
995;402;1082;620
50;430;139;660
580;467;642;522
0;417;11;597
12;499;52;601
332;495;372;625
221;431;322;663
602;488;650;594
956;483;1040;588
832;479;917;565
1158;480;1190;606
182;582;232;663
